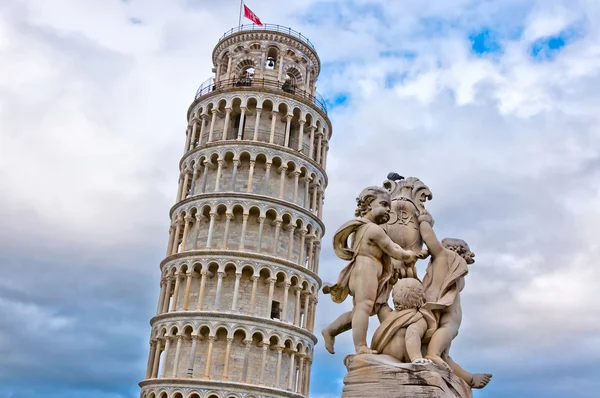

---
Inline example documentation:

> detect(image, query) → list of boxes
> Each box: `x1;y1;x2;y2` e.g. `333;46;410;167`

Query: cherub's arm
377;303;393;323
369;225;418;262
405;318;428;362
418;212;444;257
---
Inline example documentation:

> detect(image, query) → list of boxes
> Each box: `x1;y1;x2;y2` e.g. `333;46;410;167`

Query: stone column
246;160;256;193
272;220;282;255
242;340;253;382
180;170;190;200
318;190;324;219
303;177;312;208
237;107;247;140
304;358;312;393
284;114;292;147
309;297;318;332
303;292;311;328
186;335;199;377
193;215;202;249
171;218;182;254
298;230;306;267
309;126;316;160
297;355;305;393
297;120;305;151
171;335;183;377
156;278;166;315
214;159;224;192
182;271;194;311
170;272;183;311
189;165;199;196
266;277;276;317
214;271;224;310
203;336;215;379
253;108;262;140
231;272;242;311
221;108;232;140
311;185;318;215
294;286;302;326
239;213;249;250
256;216;265;253
183;127;191;154
180;216;191;251
269;111;278;144
287;350;296;390
249;275;259;314
287;225;296;260
198;116;207;146
189;121;197;151
222;337;234;380
175;174;184;202
282;281;291;323
259;343;269;384
196;269;208;310
222;213;233;249
293;170;301;203
275;346;284;387
145;340;156;379
230;160;239;191
307;237;315;271
166;225;175;256
264;162;272;193
322;142;329;169
159;336;172;377
316;129;323;164
314;242;322;274
225;56;233;80
151;339;162;378
278;165;287;199
200;161;209;193
205;212;217;248
162;277;173;313
208;109;217;142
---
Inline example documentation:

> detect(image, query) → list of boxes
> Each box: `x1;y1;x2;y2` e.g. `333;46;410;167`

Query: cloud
2;0;600;397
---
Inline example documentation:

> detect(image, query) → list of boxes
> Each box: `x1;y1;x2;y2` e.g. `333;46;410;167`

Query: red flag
243;4;263;25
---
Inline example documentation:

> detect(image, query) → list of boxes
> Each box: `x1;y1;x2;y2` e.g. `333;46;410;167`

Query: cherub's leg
445;355;492;389
350;270;378;354
321;311;352;354
425;326;456;370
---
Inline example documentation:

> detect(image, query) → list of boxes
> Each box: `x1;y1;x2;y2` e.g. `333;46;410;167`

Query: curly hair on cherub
392;278;426;311
354;186;390;217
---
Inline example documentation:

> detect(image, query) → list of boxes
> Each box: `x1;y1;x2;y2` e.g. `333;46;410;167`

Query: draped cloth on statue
326;218;394;313
370;307;438;354
422;250;468;311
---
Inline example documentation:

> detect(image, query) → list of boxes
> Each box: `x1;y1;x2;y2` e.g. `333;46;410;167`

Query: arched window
266;47;279;70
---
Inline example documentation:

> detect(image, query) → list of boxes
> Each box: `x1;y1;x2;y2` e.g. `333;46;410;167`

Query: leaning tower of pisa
139;24;331;398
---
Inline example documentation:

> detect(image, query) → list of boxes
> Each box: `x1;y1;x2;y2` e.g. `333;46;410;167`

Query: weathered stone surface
342;354;472;398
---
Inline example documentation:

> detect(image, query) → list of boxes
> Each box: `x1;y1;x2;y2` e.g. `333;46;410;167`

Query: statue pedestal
342;354;472;398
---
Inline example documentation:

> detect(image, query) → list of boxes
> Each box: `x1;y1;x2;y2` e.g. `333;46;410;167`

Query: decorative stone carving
322;178;492;397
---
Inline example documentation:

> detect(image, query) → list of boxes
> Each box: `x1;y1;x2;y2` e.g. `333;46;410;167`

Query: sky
1;0;600;397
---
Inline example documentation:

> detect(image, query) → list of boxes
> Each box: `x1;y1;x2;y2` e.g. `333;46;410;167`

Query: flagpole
238;0;243;27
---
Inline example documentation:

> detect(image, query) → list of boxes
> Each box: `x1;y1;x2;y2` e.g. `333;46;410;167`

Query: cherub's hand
412;358;433;365
402;250;418;263
417;210;434;226
417;249;429;259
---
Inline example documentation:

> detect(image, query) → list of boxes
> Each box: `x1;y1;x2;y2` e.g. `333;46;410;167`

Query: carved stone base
342;354;472;398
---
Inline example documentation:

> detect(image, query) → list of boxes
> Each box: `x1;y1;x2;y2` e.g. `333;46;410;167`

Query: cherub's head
441;238;475;264
355;186;391;225
392;278;425;311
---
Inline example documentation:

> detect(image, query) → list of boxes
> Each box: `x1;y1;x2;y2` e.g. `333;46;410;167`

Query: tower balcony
218;24;317;52
193;76;328;115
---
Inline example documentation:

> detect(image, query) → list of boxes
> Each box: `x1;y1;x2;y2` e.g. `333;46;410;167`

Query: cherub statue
322;186;424;355
418;210;493;389
370;278;437;364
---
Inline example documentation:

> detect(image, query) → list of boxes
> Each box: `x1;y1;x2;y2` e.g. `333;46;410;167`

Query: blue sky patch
530;24;584;60
469;27;503;55
325;93;349;109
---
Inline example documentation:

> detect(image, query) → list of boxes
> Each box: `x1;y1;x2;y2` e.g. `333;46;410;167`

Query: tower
140;24;331;398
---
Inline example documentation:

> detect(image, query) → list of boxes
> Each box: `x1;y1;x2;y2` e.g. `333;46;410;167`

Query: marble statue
324;177;492;397
321;186;425;355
